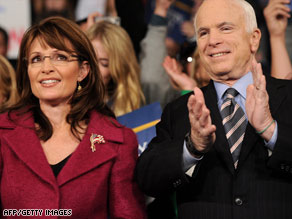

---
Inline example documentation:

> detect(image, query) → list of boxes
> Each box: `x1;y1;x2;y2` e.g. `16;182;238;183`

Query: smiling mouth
41;79;60;84
210;52;229;57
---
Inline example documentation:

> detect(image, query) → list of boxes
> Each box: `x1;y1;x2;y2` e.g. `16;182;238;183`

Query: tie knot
224;88;238;99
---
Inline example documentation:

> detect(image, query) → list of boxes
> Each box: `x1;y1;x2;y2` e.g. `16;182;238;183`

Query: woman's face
27;38;88;105
91;38;111;86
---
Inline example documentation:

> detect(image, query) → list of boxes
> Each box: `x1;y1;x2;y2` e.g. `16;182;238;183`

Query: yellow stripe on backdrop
132;119;160;133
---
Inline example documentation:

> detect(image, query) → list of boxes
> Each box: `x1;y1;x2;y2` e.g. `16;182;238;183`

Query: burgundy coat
0;110;146;219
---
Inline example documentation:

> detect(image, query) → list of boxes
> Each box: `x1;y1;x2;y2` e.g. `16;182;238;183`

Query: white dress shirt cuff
264;121;278;151
182;140;202;172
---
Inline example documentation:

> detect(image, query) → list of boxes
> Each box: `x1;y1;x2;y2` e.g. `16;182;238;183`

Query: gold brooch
90;134;105;152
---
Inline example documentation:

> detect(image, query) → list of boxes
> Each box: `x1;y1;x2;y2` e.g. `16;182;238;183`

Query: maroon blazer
0;110;146;219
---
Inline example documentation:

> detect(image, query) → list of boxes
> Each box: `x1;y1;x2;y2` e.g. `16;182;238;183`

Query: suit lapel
1;113;57;187
204;82;235;174
57;112;123;186
266;77;286;116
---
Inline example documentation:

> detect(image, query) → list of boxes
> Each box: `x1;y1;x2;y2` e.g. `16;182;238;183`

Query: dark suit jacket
136;76;292;219
0;110;146;219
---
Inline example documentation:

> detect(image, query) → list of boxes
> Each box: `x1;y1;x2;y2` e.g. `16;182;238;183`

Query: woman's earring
78;81;82;91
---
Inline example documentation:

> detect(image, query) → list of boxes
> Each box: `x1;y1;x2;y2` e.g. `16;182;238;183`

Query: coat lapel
266;77;287;116
57;112;123;186
0;111;125;188
204;82;235;174
1;112;57;187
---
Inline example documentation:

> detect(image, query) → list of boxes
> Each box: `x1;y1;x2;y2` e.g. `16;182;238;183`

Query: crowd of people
0;0;292;218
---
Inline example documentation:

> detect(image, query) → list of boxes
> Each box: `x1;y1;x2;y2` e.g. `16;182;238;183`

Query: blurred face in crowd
195;0;261;86
0;33;7;56
45;0;68;11
91;38;111;86
27;38;88;105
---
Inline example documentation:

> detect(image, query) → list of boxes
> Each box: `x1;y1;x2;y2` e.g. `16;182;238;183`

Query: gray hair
194;0;258;34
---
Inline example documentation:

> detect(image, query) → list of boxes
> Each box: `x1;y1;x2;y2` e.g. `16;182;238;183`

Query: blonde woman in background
86;21;145;116
0;55;19;111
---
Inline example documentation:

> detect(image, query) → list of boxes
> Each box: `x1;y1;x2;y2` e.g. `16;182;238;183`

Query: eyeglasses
27;53;80;67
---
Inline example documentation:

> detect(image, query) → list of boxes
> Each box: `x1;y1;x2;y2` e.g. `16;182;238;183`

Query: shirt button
234;197;243;206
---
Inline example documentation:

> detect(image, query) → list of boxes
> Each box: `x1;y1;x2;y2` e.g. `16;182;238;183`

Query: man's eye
198;31;207;37
31;56;41;63
221;26;232;31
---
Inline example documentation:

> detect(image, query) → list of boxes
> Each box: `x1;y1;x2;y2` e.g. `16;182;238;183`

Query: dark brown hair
10;16;114;141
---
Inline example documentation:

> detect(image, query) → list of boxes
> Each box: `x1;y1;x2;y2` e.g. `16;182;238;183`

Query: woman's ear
78;61;90;82
250;28;261;54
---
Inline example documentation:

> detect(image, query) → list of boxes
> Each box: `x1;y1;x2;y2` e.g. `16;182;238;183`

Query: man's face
195;0;260;85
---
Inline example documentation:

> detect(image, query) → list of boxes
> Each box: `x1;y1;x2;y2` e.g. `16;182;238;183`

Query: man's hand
246;59;276;141
187;87;216;154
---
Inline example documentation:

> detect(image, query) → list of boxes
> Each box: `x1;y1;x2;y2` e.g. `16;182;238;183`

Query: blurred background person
0;16;146;218
164;0;195;58
114;0;147;58
86;20;145;116
180;0;202;41
0;55;19;111
0;25;18;70
163;47;210;94
188;48;210;87
0;26;8;57
75;0;146;58
31;0;77;24
140;0;181;109
264;0;292;79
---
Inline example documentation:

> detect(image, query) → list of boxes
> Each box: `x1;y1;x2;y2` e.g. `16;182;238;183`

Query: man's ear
250;28;261;54
78;61;90;82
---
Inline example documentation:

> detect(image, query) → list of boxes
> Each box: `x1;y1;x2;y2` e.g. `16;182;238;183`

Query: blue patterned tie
220;88;247;168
